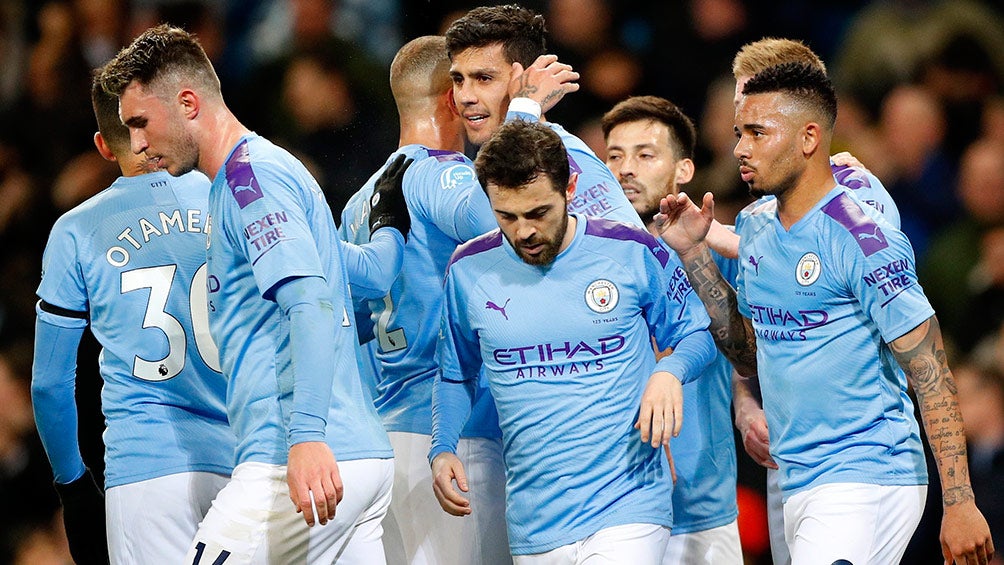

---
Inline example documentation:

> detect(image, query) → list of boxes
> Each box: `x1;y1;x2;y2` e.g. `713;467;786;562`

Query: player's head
731;38;826;105
445;4;547;146
90;70;159;176
390;35;455;118
734;62;837;198
99;24;219;177
475;120;575;266
602;96;696;224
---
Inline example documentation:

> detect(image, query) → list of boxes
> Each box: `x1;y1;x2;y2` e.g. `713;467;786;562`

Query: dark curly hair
99;24;219;98
475;120;569;193
445;4;546;67
742;61;837;129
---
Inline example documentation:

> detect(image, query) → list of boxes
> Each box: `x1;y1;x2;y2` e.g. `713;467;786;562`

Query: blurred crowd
0;0;1002;563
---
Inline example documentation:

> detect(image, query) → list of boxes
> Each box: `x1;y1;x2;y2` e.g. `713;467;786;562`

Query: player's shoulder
446;229;504;272
408;146;477;192
581;216;671;268
818;188;897;258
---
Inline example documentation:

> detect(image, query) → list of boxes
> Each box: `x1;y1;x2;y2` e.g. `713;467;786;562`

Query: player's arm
419;156;496;243
429;273;479;516
340;155;413;299
705;221;740;260
32;302;110;565
654;191;757;377
889;316;994;564
272;275;342;527
638;238;717;446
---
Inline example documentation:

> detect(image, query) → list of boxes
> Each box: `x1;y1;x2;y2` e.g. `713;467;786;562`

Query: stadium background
0;0;1002;563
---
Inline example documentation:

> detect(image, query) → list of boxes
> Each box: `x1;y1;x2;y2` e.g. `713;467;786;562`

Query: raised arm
889;316;994;564
655;191;758;377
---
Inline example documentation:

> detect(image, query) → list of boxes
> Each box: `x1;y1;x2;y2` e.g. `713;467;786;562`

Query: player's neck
776;162;837;230
199;106;252;177
399;113;464;153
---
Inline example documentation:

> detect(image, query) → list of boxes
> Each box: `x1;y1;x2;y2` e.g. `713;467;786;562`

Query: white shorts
662;519;741;565
185;458;394;564
106;471;229;565
383;431;510;565
766;468;790;565
514;523;670;565
783;482;926;565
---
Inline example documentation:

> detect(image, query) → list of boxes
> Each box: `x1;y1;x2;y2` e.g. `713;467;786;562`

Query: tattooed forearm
891;316;973;507
680;244;757;377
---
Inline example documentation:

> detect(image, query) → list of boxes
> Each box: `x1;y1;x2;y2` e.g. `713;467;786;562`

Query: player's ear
444;87;459;117
179;89;199;120
674;158;695;186
565;172;578;201
93;132;117;162
802;122;821;157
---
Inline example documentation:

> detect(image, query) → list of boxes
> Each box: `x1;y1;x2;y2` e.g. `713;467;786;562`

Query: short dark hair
100;24;219;98
742;62;837;128
91;68;130;155
475;120;569;193
601;96;697;159
445;4;546;67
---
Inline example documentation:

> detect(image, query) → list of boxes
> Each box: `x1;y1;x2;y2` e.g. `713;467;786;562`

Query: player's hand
732;373;776;468
654;191;715;259
830;151;869;172
369;154;414;240
635;371;683;448
733;391;777;469
287;441;343;527
941;498;994;565
509;54;580;114
431;452;472;516
54;468;110;565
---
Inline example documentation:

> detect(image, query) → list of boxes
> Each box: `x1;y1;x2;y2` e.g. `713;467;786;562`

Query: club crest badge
796;252;821;286
585;279;618;313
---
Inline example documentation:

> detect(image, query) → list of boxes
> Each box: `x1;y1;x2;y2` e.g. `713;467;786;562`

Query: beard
163;123;201;177
745;160;800;200
510;213;568;266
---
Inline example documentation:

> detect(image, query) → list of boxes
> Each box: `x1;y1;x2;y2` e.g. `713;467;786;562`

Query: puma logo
857;226;885;243
231;182;257;194
485;298;511;320
748;254;763;275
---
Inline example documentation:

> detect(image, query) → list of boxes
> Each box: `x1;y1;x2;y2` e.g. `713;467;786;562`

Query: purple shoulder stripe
831;163;873;191
584;217;670;268
567;152;583;175
225;140;265;208
427;149;466;163
447;230;503;273
821;191;889;257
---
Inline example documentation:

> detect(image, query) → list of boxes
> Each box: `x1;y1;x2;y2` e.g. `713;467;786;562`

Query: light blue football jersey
354;146;500;437
439;214;713;554
735;186;931;499
669;246;740;534
36;171;233;488
338;186;383;399
506;110;644;227
206;134;392;466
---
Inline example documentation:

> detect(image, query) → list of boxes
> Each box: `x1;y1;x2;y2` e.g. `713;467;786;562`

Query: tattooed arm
655;191;758;378
890;316;994;565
